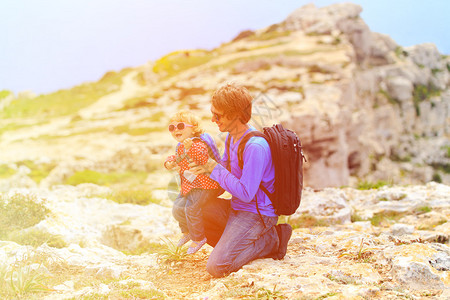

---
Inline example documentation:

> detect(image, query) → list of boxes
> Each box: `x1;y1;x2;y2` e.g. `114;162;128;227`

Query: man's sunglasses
212;111;225;121
168;122;193;132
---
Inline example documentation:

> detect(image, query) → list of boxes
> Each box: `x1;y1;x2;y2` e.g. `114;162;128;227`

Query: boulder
405;43;444;70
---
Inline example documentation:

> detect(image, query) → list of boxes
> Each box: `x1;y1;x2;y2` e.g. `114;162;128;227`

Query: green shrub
432;173;442;183
0;194;50;239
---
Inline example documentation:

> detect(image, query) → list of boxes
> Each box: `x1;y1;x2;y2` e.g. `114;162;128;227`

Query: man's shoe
275;223;292;259
187;237;207;254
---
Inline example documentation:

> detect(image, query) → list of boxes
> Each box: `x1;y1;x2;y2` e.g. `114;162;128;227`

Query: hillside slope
0;3;449;189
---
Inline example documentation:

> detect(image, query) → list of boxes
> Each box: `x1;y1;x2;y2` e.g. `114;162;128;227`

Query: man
189;83;292;278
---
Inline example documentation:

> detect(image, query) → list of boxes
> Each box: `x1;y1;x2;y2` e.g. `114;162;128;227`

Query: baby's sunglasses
168;122;193;132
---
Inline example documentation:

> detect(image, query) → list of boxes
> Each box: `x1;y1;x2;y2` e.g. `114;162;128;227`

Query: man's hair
211;83;253;124
169;111;204;137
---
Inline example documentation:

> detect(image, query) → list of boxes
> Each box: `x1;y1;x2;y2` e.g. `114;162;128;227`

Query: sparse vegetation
288;214;329;229
394;46;408;58
0;193;50;238
0;68;132;119
221;278;287;299
156;238;188;265
356;180;391;190
6;228;67;248
152;49;214;78
378;89;400;105
17;160;57;183
247;29;292;41
350;212;364;222
444;145;450;158
338;238;376;263
0;164;16;178
118;287;166;299
369;211;404;226
0;121;44;137
412;83;441;116
106;187;162;206
64;169;148;187
0;193;65;248
120;95;158;110
0;263;51;298
0;90;12;99
432;172;442;183
112;124;163;136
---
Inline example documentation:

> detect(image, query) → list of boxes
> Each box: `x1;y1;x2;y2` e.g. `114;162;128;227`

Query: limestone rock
405;43;444;70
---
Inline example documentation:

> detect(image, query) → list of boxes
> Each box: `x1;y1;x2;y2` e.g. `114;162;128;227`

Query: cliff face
280;3;449;188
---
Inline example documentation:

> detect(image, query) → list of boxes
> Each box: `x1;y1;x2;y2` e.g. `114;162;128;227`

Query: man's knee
206;259;228;278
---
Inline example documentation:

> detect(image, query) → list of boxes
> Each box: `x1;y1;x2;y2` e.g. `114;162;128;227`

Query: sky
1;0;449;95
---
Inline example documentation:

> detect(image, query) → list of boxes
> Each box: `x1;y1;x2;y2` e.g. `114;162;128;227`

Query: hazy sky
1;0;449;95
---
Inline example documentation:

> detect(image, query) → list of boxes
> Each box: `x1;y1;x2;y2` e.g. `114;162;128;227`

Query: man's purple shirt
210;127;277;217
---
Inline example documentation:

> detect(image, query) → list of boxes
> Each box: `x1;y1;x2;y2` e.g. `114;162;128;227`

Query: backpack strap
236;131;265;169
225;134;232;171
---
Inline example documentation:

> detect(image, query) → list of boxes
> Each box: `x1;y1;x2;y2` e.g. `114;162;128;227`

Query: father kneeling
188;83;292;278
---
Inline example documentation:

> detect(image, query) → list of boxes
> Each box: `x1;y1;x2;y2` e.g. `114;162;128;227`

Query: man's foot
177;233;191;247
187;237;207;254
275;223;292;259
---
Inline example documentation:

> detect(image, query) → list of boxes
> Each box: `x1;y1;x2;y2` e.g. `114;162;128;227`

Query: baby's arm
186;142;209;165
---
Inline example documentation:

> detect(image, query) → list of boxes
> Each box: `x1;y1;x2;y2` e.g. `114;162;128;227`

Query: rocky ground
0;182;449;299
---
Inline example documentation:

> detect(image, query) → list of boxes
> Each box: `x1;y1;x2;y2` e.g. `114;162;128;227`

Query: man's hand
188;158;217;175
183;138;193;150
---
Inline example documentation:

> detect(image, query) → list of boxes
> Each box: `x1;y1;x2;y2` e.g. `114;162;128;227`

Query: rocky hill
0;3;448;190
0;2;449;299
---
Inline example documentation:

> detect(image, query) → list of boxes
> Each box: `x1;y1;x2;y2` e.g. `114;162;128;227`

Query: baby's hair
169;111;204;137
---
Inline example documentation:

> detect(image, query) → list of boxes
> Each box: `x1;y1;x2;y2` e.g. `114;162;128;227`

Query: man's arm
210;141;269;202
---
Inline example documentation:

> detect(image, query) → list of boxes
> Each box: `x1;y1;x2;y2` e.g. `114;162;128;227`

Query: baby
165;111;221;254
